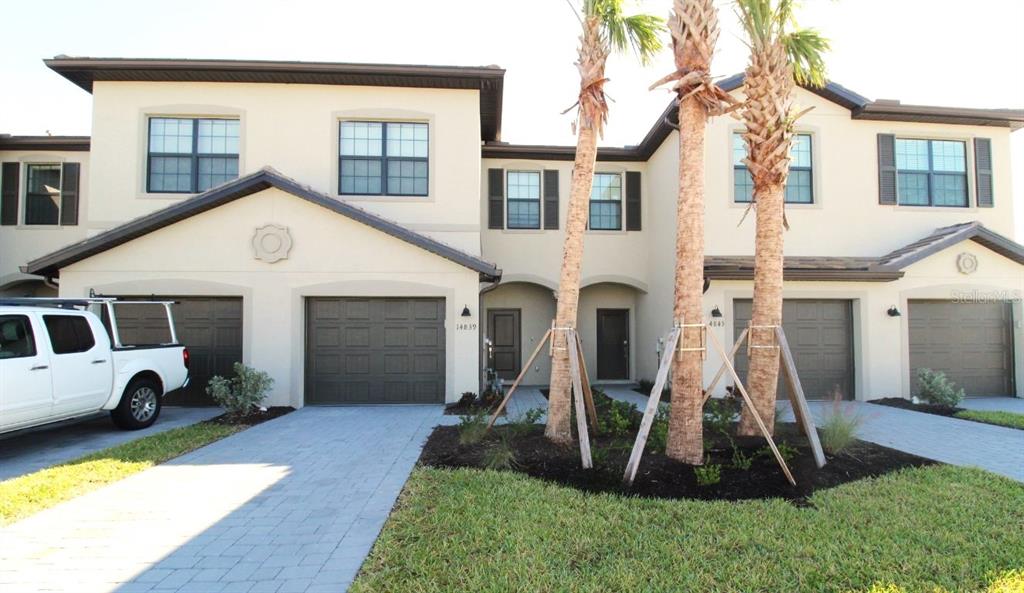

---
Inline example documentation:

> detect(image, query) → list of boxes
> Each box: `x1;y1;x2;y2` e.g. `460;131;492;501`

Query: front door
487;309;521;381
596;309;629;381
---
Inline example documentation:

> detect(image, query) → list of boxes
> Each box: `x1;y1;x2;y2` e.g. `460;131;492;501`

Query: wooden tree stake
566;332;594;469
623;327;682;486
776;326;826;468
703;328;749;404
486;329;552;429
575;331;599;432
705;328;796;486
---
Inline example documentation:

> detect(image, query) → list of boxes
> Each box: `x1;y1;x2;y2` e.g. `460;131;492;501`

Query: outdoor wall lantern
710;306;723;318
887;306;902;317
461;305;472;317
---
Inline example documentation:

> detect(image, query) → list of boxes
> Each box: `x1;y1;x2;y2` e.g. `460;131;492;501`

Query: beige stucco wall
88;81;482;254
484;87;1019;396
701;241;1024;400
479;158;650;293
482;282;556;385
0;151;90;292
481;281;641;385
56;187;482;406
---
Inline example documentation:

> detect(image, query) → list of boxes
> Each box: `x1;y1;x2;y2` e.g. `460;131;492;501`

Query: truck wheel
111;378;163;430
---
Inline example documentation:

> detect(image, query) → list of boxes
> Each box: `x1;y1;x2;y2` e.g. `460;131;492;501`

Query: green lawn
954;409;1024;431
0;422;242;525
352;465;1024;593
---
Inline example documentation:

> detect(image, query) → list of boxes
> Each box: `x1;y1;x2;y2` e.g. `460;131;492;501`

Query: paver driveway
0;406;446;593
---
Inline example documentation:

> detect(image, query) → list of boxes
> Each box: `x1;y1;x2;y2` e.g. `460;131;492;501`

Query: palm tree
546;0;664;445
650;0;738;463
733;0;828;436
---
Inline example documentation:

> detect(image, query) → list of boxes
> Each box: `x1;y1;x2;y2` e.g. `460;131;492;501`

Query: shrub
694;462;721;486
523;407;545;425
457;392;477;407
458;411;489;445
916;368;965;407
507;408;543;438
482;431;517;470
206;362;273;416
645;406;670;454
731;448;752;471
820;396;863;454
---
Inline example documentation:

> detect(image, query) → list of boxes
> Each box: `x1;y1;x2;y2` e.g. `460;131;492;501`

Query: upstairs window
24;164;62;225
147;117;240;193
733;132;813;204
506;171;540;229
339;121;428;196
895;138;967;207
589;173;622;230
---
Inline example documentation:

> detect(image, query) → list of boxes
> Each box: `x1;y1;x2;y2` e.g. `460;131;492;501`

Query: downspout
478;271;503;395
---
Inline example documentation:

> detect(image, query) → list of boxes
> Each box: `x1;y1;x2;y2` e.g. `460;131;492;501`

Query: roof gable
24;168;501;281
877;222;1024;270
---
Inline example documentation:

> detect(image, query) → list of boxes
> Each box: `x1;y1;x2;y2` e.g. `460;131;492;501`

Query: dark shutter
543;169;559;230
487;168;504;229
1;162;19;226
877;134;897;205
974;138;993;208
625;171;642;231
60;162;80;225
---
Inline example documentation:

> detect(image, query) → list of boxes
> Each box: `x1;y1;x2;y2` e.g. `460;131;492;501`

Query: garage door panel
734;299;853;400
908;300;1014;396
306;297;445;404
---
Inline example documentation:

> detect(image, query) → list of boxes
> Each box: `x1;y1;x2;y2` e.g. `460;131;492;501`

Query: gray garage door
305;297;445;404
734;299;854;400
909;300;1014;396
109;297;243;406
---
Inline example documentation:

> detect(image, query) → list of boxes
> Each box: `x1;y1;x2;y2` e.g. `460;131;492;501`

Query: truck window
0;315;37;359
43;315;96;354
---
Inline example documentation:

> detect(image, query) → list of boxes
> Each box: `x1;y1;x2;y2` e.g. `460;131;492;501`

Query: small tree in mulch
207;362;274;420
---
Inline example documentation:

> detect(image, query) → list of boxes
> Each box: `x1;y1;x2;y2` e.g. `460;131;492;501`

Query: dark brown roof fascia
44;57;506;141
879;221;1024;269
704;267;904;282
481;143;641;162
24;168;502;281
853;103;1024;130
0;135;90;151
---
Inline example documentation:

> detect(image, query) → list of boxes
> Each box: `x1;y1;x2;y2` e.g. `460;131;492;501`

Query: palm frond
585;0;665;64
784;28;829;87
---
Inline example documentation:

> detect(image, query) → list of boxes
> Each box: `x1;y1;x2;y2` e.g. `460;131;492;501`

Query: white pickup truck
0;298;190;435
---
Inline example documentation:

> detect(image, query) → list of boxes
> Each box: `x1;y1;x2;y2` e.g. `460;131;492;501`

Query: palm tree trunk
665;96;706;463
546;124;599;444
737;180;785;435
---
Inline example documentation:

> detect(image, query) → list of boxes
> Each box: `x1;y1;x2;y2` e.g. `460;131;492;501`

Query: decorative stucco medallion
252;224;293;263
956;252;978;275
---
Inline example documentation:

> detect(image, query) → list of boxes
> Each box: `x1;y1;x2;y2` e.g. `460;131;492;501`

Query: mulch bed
869;397;962;417
419;423;934;504
207;406;294;427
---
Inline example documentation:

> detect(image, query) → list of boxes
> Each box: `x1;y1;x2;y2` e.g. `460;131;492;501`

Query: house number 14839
456;323;477;331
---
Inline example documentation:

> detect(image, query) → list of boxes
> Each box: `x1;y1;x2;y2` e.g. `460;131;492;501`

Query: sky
1;0;1022;227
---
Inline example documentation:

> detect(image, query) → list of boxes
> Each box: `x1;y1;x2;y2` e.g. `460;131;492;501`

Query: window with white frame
147;117;240;193
506;171;541;229
733;132;814;204
895;138;967;207
589;172;622;230
24;164;62;225
339;121;428;196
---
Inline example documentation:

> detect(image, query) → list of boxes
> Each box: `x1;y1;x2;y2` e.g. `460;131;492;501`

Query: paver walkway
0;407;222;481
0;406;446;593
